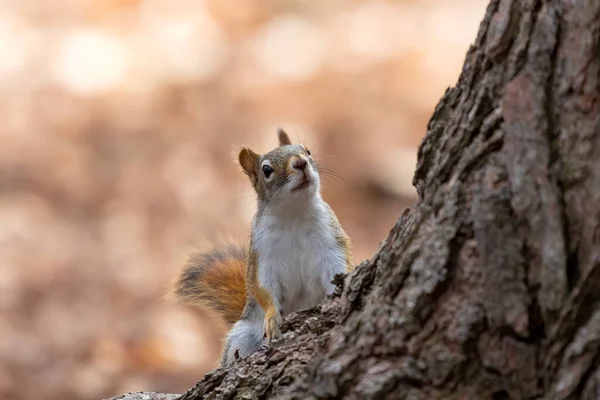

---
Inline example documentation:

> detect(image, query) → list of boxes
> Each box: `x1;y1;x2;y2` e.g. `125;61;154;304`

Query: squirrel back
169;244;247;326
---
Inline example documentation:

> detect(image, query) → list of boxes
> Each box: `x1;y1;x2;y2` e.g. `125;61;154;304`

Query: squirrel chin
288;176;319;200
291;177;311;192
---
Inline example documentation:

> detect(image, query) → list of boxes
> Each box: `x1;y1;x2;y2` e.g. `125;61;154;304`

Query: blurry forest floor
0;1;486;399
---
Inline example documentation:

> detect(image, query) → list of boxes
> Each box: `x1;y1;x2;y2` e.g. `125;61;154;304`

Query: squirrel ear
238;147;259;176
277;128;292;146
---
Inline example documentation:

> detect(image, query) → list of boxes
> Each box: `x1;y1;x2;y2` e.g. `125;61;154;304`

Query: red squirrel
170;129;353;366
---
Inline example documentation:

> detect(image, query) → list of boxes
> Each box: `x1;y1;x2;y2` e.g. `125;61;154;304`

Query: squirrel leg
220;318;264;367
250;282;283;341
263;306;282;342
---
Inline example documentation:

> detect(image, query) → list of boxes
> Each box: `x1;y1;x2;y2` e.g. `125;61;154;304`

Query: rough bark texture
106;0;600;398
106;393;179;400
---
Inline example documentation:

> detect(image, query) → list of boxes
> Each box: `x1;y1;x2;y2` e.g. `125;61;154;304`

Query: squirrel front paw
263;310;282;341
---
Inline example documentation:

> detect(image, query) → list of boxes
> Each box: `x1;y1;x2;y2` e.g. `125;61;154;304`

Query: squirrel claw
260;342;270;352
264;312;282;341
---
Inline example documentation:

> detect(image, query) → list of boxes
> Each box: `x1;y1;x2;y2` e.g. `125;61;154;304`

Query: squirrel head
238;129;320;206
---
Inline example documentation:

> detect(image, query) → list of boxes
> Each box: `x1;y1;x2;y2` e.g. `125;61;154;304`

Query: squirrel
169;129;354;367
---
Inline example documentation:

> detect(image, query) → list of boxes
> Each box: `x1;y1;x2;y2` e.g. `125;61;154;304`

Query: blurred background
0;0;487;399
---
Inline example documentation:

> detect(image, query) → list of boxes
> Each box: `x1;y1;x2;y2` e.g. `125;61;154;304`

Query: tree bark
106;0;600;398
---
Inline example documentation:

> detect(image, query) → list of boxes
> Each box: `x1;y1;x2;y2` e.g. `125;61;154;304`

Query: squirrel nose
292;157;307;170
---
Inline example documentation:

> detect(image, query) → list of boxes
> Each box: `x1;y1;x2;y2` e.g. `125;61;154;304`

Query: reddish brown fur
170;245;247;326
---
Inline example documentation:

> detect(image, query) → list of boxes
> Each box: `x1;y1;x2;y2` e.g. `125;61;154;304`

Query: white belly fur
253;201;347;316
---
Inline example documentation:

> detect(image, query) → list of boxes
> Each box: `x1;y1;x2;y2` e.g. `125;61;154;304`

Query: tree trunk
107;0;600;398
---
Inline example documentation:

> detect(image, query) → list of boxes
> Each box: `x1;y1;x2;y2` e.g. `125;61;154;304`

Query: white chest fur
252;199;346;316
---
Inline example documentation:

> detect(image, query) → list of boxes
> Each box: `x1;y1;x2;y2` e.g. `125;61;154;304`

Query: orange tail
170;244;247;326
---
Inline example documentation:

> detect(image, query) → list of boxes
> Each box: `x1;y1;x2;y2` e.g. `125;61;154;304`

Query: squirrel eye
262;164;273;178
306;148;311;156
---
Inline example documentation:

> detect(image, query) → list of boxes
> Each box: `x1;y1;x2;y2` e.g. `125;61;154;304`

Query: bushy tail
169;244;247;326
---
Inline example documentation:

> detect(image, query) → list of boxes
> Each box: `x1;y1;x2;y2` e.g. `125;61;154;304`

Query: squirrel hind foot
220;319;264;367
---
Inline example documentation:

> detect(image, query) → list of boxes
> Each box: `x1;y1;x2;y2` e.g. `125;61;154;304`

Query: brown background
0;1;487;399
